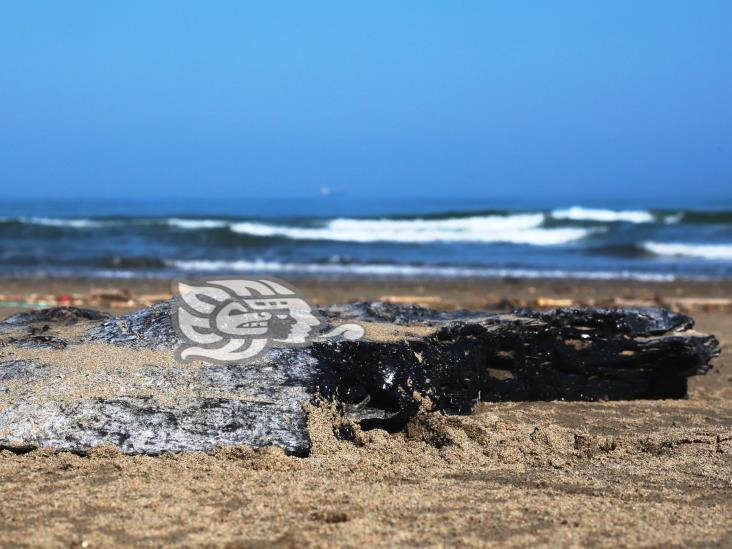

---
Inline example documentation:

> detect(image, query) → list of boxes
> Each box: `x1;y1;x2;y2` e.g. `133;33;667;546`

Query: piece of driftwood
0;301;719;456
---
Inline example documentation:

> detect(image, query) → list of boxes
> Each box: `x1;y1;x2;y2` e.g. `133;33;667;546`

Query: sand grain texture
0;281;731;547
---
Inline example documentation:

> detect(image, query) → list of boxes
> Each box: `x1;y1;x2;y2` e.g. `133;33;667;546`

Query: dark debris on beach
0;301;720;456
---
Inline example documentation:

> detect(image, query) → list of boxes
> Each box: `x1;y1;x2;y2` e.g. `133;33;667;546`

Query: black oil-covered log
314;303;719;430
0;301;719;455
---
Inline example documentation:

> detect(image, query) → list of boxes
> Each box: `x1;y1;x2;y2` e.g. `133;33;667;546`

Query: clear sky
2;1;731;198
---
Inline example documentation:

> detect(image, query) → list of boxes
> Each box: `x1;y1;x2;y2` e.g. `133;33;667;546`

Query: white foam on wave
169;259;676;282
18;217;106;228
642;242;732;260
551;206;654;224
6;216;231;230
663;214;683;224
230;214;592;245
167;218;229;229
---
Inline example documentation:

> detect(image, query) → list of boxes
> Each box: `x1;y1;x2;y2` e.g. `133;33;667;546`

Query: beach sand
1;277;731;547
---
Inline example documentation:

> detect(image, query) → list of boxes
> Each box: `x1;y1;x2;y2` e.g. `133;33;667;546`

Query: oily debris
0;287;730;546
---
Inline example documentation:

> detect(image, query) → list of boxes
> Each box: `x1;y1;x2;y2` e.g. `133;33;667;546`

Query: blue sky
2;1;731;198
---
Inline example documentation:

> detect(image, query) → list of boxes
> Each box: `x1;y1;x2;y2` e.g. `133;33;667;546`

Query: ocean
2;196;732;281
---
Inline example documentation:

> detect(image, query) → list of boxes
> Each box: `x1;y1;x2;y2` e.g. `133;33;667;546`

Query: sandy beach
0;276;731;547
4;0;731;545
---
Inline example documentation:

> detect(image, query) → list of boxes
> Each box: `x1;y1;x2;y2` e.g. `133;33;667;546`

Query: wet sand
1;277;731;547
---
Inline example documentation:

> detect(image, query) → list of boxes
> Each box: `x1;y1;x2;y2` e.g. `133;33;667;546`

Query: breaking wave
551;207;654;224
167;218;229;229
168;259;677;281
229;215;593;245
2;202;732;280
642;242;732;260
10;216;108;228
